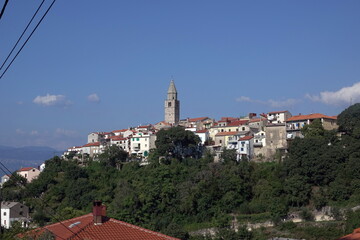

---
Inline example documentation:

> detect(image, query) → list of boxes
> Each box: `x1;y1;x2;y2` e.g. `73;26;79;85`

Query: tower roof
168;80;177;94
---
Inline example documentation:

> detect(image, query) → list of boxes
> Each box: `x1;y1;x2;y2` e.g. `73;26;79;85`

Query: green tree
338;103;360;137
99;145;128;168
155;126;202;160
301;119;325;138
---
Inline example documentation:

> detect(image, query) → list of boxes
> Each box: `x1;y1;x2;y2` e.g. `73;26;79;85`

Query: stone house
1;202;30;229
286;113;338;139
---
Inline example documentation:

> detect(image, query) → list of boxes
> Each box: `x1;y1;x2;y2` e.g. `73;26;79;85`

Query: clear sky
0;0;359;150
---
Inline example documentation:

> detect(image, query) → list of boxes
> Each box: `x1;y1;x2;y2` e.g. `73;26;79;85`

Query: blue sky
0;0;359;150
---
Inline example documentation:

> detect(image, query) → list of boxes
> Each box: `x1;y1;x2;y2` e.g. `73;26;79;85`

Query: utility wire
0;0;56;80
0;0;9;20
0;0;46;72
0;160;83;239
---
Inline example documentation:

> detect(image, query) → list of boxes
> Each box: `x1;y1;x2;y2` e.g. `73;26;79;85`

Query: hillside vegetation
3;104;360;240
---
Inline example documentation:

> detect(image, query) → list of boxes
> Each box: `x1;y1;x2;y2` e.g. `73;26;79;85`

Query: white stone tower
164;80;180;124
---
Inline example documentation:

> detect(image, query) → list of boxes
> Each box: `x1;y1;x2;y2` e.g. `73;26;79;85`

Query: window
219;140;222;143
242;127;245;131
168;102;172;107
3;212;6;216
241;148;244;151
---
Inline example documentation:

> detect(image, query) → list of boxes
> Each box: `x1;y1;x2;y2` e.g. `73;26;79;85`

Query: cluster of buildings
63;81;339;162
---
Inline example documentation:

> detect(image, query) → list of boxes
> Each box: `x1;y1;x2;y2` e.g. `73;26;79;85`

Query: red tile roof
239;136;253;141
18;167;34;172
286;113;337;122
188;117;209;122
112;129;128;133
83;142;100;147
19;213;180;240
337;228;360;240
109;136;127;141
138;125;151;128
196;129;208;133
249;118;262;122
227;120;249;127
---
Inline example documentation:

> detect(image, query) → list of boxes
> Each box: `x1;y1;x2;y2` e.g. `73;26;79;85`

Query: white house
195;129;209;145
109;136;130;152
254;131;266;147
1;202;30;229
82;142;101;157
0;174;11;188
267;111;292;124
237;136;254;161
130;132;156;157
17;167;40;183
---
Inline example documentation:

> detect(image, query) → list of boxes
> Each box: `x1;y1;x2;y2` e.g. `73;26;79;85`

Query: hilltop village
63;80;338;163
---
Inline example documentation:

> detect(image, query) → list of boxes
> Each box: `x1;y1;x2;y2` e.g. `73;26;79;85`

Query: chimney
93;200;106;225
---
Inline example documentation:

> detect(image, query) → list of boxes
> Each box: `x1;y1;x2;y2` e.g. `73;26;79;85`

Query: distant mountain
0;145;63;173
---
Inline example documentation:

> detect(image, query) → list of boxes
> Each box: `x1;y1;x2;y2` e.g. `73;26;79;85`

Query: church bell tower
165;80;180;125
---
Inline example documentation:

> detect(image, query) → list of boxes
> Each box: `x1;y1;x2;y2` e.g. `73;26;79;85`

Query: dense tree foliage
3;104;360;239
154;126;202;160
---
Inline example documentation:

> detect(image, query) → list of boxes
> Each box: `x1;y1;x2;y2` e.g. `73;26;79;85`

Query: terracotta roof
286;113;337;122
83;142;100;147
196;129;208;133
19;213;180;240
337;228;360;240
216;131;239;136
227;120;249;127
109;136;127;141
268;110;289;114
188;117;209;122
68;146;82;149
138;125;151;128
250;118;262;122
220;117;238;121
239;136;253;141
112;129;128;133
18;167;34;172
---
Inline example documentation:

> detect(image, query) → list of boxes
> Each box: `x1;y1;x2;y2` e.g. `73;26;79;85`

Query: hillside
0;145;63;172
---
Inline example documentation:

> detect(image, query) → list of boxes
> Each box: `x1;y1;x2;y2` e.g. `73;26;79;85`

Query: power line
0;0;57;80
0;0;9;20
0;160;83;239
0;0;46;72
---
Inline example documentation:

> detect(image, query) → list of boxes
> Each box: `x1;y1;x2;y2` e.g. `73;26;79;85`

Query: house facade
286;113;338;139
17;167;40;183
1;202;29;229
130;132;156;157
267;111;292;124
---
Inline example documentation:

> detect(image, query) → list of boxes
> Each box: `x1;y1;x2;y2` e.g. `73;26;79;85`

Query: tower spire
164;80;180;124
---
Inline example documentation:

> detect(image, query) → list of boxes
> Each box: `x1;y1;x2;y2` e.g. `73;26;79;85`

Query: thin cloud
30;130;39;136
306;82;360;106
33;94;72;107
54;128;78;138
87;93;100;103
15;129;26;135
236;96;299;108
